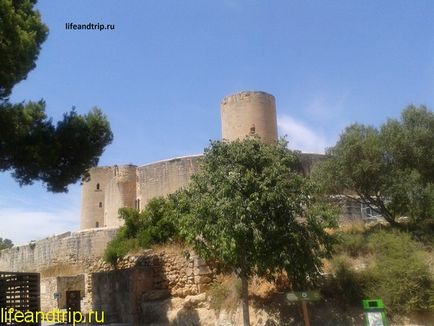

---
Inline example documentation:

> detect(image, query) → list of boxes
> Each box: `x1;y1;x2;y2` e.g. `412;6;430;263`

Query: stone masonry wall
137;155;202;209
40;277;57;312
88;249;214;324
0;227;215;320
0;228;118;273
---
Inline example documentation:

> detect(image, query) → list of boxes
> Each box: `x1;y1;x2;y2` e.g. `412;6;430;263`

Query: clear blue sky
2;0;433;244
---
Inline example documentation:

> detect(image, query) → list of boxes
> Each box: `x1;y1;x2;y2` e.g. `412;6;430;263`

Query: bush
322;256;367;305
103;196;181;264
104;237;138;264
364;230;434;314
324;230;434;316
136;197;179;248
334;232;369;257
0;238;13;250
407;222;434;249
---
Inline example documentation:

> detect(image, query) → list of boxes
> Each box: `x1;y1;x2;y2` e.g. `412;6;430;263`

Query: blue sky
2;0;433;244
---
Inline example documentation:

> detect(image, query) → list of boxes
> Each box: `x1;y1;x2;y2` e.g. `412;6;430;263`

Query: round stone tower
220;91;278;144
103;164;137;228
80;166;114;230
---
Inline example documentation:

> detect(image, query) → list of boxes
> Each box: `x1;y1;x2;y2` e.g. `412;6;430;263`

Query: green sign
286;291;320;302
362;299;388;326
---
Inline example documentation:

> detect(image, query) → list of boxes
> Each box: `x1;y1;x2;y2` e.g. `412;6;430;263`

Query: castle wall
136;155;202;208
220;91;278;144
80;158;202;230
296;153;325;175
40;275;86;312
0;228;118;273
104;165;137;228
40;277;58;312
79;91;326;230
79;153;326;230
80;167;114;229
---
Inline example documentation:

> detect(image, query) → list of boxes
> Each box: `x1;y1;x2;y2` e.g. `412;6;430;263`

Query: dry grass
249;277;278;299
207;272;290;311
207;274;242;311
338;221;366;234
149;241;187;255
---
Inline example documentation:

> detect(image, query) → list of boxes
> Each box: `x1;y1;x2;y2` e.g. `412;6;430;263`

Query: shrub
365;230;434;314
324;230;434;316
103;196;181;264
104;237;138;264
322;256;367;305
136;197;179;248
334;232;369;257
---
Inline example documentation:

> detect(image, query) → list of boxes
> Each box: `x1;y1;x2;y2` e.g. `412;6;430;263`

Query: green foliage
364;231;434;314
103;197;181;263
0;0;113;192
322;256;367;305
334;232;369;258
313;106;434;226
179;137;338;290
136;197;179;248
0;237;13;250
0;0;48;100
104;237;138;264
0;103;113;192
325;230;434;315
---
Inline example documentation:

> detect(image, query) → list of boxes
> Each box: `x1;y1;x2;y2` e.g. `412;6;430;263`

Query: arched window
96;183;100;190
95;222;99;228
99;202;102;208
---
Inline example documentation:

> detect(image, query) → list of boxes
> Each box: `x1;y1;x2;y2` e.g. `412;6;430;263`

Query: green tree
0;237;13;250
0;0;48;99
0;0;113;191
313;105;434;227
179;138;337;326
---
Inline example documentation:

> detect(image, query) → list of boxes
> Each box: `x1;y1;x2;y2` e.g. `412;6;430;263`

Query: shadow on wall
91;256;172;325
172;307;201;325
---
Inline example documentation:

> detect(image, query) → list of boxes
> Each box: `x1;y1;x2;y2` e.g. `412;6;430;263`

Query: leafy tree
179;137;338;326
0;237;13;250
0;0;113;191
313;106;434;227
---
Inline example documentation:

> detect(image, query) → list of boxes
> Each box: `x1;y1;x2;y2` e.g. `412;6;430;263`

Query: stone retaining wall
0;228;118;273
88;249;214;324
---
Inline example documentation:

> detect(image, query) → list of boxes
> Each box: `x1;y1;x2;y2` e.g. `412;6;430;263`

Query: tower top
220;91;278;144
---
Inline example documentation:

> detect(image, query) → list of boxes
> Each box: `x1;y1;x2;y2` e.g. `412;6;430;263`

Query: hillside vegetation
323;224;433;320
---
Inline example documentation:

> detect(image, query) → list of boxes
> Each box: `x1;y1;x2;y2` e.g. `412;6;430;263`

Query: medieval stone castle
0;91;366;323
80;91;327;230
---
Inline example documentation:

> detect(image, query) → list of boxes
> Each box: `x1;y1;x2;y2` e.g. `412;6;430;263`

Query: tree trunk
241;274;250;326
